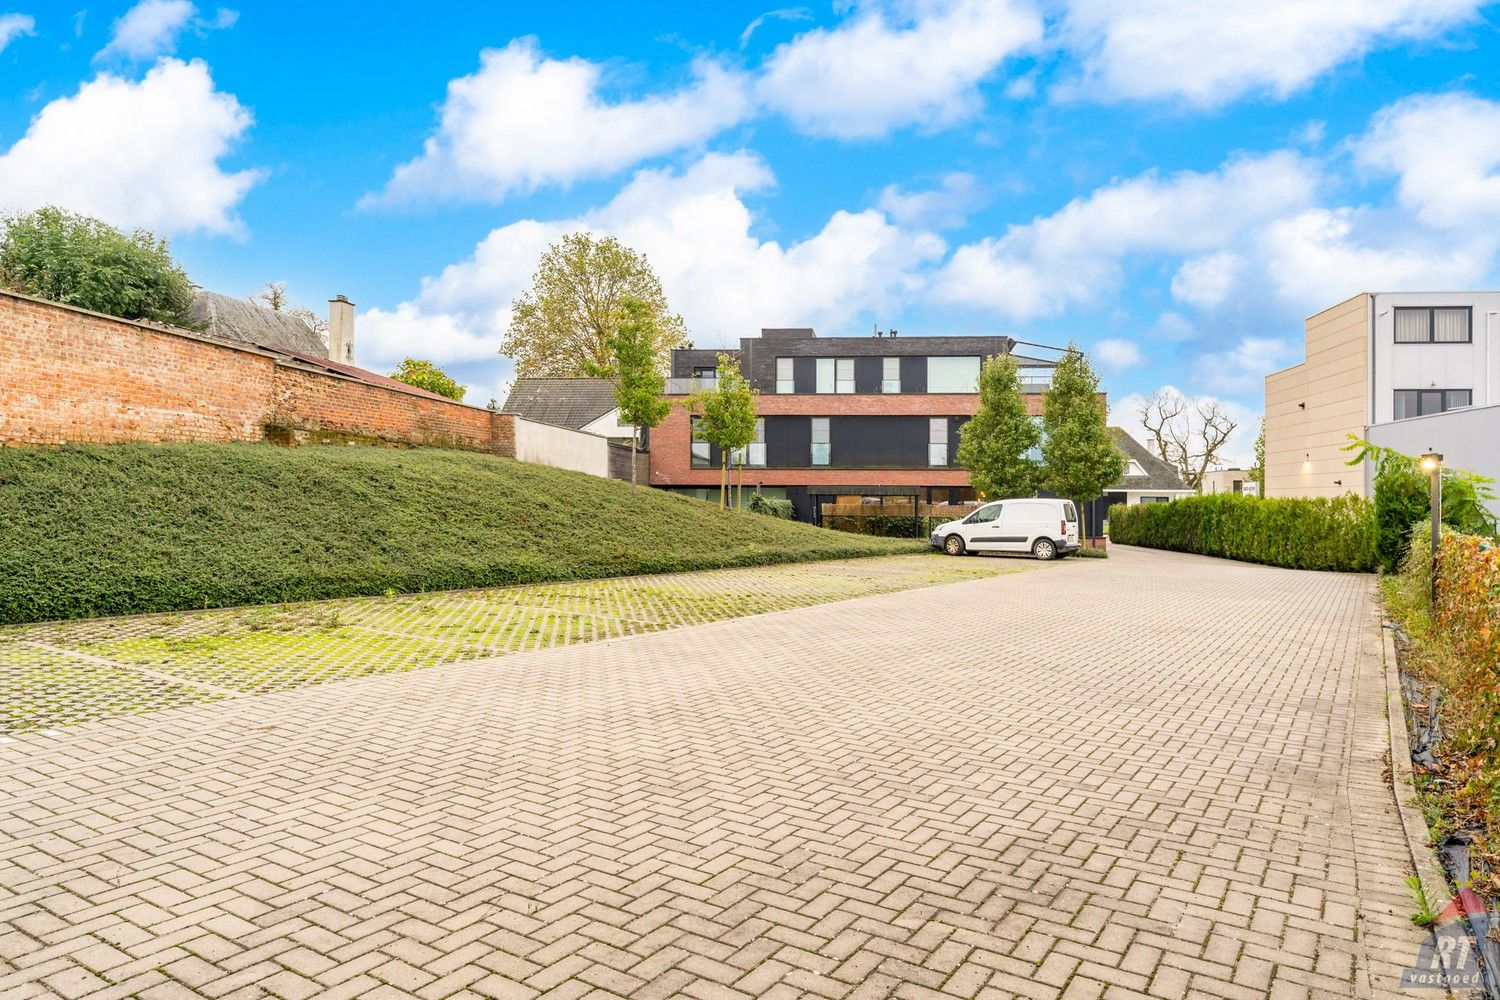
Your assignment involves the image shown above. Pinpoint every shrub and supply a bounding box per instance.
[747,493,795,520]
[1387,530,1500,893]
[1107,493,1376,572]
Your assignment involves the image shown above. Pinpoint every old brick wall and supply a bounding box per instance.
[267,365,500,452]
[0,291,516,456]
[0,291,277,446]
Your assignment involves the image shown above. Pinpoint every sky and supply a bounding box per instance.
[2,1,1499,465]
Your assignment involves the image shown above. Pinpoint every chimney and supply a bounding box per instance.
[328,294,355,364]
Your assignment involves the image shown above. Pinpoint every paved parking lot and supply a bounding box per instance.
[1,546,1427,998]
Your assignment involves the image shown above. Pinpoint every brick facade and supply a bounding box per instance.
[0,290,515,455]
[648,391,1046,489]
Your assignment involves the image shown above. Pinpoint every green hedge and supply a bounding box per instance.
[0,443,924,624]
[747,493,795,520]
[1107,493,1376,572]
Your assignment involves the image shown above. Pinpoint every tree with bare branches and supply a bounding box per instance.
[1138,388,1237,489]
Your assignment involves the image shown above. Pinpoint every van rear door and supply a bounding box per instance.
[1063,501,1079,548]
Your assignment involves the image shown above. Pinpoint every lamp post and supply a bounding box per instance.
[1420,452,1443,606]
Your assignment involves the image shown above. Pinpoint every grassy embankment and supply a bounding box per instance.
[0,443,924,624]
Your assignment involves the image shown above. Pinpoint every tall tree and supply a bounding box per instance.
[1042,346,1126,539]
[1138,388,1237,489]
[503,232,688,378]
[592,297,671,486]
[687,355,758,509]
[0,206,194,326]
[389,358,466,401]
[956,354,1041,500]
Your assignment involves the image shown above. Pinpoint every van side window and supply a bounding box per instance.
[967,504,1001,523]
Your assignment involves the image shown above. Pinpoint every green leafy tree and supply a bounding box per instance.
[687,354,758,509]
[591,297,671,485]
[389,358,466,401]
[503,232,688,378]
[0,206,195,325]
[1041,345,1126,539]
[1249,420,1266,492]
[956,354,1041,500]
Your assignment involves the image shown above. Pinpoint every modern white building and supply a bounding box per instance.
[1265,291,1500,513]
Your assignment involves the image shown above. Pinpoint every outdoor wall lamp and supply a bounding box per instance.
[1298,402,1306,409]
[1421,452,1443,606]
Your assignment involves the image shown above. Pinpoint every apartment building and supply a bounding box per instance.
[648,328,1057,523]
[1264,291,1500,507]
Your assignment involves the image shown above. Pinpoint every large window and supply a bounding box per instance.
[815,358,835,393]
[1394,388,1472,420]
[776,357,794,394]
[882,357,900,393]
[1395,307,1472,343]
[690,416,710,468]
[835,358,855,393]
[811,417,830,466]
[692,366,717,386]
[927,356,980,393]
[731,418,766,467]
[928,418,948,466]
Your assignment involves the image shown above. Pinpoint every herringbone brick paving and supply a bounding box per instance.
[0,547,1428,997]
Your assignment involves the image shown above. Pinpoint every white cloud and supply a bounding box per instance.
[1171,251,1244,307]
[0,59,259,236]
[97,0,195,60]
[0,13,35,53]
[757,0,1042,139]
[1192,337,1294,395]
[361,151,945,372]
[1260,208,1493,311]
[1356,92,1500,230]
[367,38,751,206]
[876,172,982,229]
[932,151,1318,319]
[1060,0,1484,106]
[1093,337,1142,370]
[740,7,812,48]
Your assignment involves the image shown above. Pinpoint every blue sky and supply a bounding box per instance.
[2,1,1499,463]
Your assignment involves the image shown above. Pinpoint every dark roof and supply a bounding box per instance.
[502,378,618,429]
[1108,427,1192,492]
[187,290,328,356]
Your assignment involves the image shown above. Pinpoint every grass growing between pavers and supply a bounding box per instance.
[0,553,1038,733]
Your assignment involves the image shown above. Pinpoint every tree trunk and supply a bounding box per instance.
[630,425,638,486]
[736,460,744,511]
[720,456,728,508]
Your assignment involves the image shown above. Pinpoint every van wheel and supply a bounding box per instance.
[943,534,966,556]
[1032,538,1058,561]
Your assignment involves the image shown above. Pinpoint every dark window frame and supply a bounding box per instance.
[1393,388,1473,420]
[1393,306,1473,344]
[689,416,711,468]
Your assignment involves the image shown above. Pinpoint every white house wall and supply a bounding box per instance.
[513,417,610,478]
[579,408,633,439]
[1364,403,1500,518]
[1370,292,1500,424]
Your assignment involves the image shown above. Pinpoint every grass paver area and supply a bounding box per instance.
[0,553,1032,733]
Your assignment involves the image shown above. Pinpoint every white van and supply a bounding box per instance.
[931,498,1079,560]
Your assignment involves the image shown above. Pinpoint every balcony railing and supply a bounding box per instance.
[665,377,716,394]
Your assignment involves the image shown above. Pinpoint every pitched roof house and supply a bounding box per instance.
[502,378,631,438]
[187,290,329,356]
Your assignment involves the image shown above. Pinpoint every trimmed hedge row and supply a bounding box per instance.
[747,493,795,519]
[0,443,924,624]
[1107,493,1376,572]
